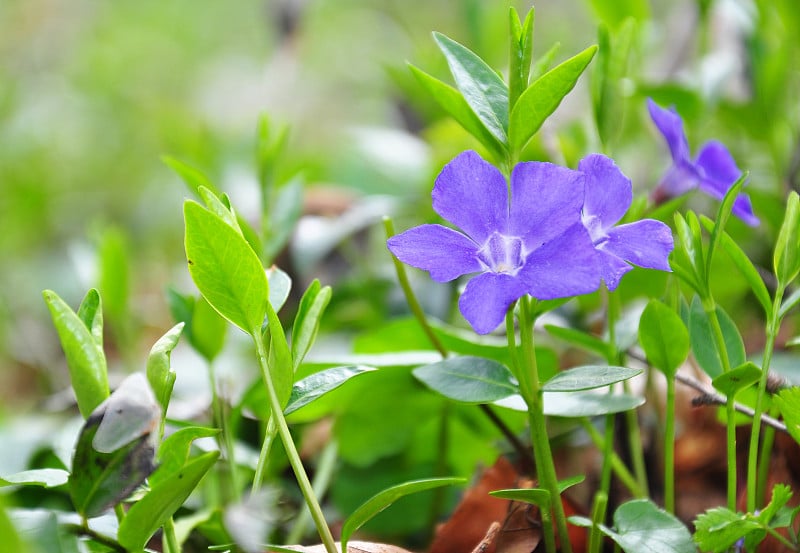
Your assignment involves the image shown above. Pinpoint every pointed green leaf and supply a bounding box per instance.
[76,288,103,347]
[509,45,597,151]
[42,289,109,418]
[774,191,800,287]
[267,265,292,313]
[600,499,695,553]
[542,391,643,417]
[340,477,465,553]
[688,297,745,379]
[408,64,507,160]
[291,280,331,371]
[638,300,689,378]
[490,475,584,508]
[264,179,304,264]
[712,362,761,397]
[543,365,642,392]
[529,42,561,83]
[163,155,221,199]
[265,301,293,410]
[413,356,518,403]
[699,216,772,317]
[147,322,184,413]
[779,287,800,319]
[508,7,534,110]
[285,365,376,415]
[184,200,268,335]
[592,19,636,149]
[198,185,242,234]
[118,451,219,552]
[433,32,509,143]
[151,426,219,487]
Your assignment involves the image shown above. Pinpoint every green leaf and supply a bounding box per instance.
[190,295,227,362]
[699,215,772,317]
[601,499,695,553]
[265,300,293,410]
[490,475,585,508]
[673,212,706,295]
[340,477,465,553]
[757,484,793,526]
[291,280,331,371]
[76,288,103,347]
[774,191,800,287]
[267,265,292,313]
[508,7,534,110]
[184,200,268,335]
[688,297,745,379]
[0,469,69,489]
[118,451,219,552]
[42,289,109,418]
[198,186,242,234]
[542,391,643,417]
[147,322,184,413]
[693,507,761,552]
[779,287,800,319]
[712,362,761,397]
[151,426,219,487]
[69,374,159,518]
[413,356,518,403]
[408,64,507,161]
[592,19,636,150]
[774,386,800,446]
[285,365,376,415]
[544,324,612,359]
[433,32,509,143]
[543,365,641,392]
[509,45,597,152]
[638,300,689,378]
[529,42,561,83]
[163,155,221,199]
[264,179,304,263]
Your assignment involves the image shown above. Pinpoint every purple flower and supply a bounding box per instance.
[387,150,601,334]
[647,98,759,226]
[579,154,675,290]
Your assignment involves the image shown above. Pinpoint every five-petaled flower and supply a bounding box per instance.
[579,154,674,290]
[388,150,674,334]
[647,98,759,226]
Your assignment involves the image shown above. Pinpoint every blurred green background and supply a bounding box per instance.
[2,0,799,412]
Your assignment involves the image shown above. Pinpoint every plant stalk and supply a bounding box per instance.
[253,330,337,553]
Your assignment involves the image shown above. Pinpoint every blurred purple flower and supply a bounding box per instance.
[579,154,675,290]
[387,150,601,334]
[647,98,759,226]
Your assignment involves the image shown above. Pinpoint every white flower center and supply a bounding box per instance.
[582,213,608,247]
[478,232,525,275]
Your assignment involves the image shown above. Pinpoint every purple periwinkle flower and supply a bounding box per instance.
[579,154,674,290]
[387,150,601,334]
[647,98,759,226]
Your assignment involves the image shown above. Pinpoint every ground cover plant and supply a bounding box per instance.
[3,1,800,552]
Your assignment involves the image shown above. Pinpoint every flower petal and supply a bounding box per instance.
[458,272,528,334]
[509,162,585,246]
[387,224,481,282]
[647,98,691,164]
[695,141,759,226]
[603,220,674,273]
[432,150,509,243]
[654,162,702,198]
[579,154,632,228]
[596,251,634,291]
[520,223,602,299]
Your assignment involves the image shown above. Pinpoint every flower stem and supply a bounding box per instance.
[579,418,643,498]
[163,517,180,553]
[704,301,737,510]
[663,375,676,514]
[252,416,278,493]
[252,329,337,553]
[518,297,572,553]
[747,289,784,512]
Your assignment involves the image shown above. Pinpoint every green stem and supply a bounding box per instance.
[747,289,784,512]
[756,406,779,507]
[704,302,737,510]
[587,491,608,553]
[65,523,125,553]
[163,517,180,553]
[208,361,240,503]
[589,414,615,553]
[253,330,337,553]
[286,440,339,544]
[518,297,572,553]
[579,418,643,498]
[664,376,676,514]
[252,416,278,493]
